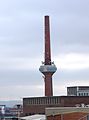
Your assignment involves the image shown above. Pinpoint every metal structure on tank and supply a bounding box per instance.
[39,16,57,96]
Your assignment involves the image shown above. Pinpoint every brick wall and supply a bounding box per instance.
[61,96,89,107]
[47,112,88,120]
[23,104,60,115]
[23,96,89,115]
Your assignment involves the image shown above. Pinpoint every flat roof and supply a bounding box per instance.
[45,107,89,116]
[23,96,89,99]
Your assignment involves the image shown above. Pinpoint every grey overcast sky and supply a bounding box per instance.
[0,0,89,100]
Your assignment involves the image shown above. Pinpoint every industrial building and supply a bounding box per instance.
[67,86,89,96]
[23,96,89,115]
[23,16,89,117]
[23,15,58,115]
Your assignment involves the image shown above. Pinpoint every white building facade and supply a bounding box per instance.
[67,86,89,96]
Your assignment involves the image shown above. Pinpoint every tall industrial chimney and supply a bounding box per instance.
[39,16,57,96]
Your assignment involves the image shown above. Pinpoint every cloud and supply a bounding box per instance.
[0,0,89,100]
[0,69,42,86]
[0,85,44,100]
[55,53,89,70]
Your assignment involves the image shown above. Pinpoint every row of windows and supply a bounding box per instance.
[24,97,60,105]
[78,93,89,96]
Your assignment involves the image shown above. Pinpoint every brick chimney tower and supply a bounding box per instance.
[39,16,57,96]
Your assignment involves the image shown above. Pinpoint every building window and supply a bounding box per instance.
[41,98,44,104]
[86,93,88,96]
[50,98,52,104]
[47,98,49,104]
[40,98,42,104]
[55,97,58,104]
[52,98,55,104]
[46,98,49,104]
[85,93,88,96]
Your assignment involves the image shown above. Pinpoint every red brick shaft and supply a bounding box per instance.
[45,16,51,65]
[44,16,53,96]
[44,73,53,96]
